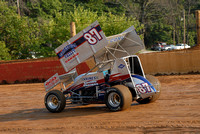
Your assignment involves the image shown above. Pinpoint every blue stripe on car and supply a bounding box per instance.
[131,75,156,92]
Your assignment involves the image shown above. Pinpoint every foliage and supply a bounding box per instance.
[0,41,11,60]
[0,0,199,60]
[99,13,143,38]
[145,23,173,46]
[111,0,199,47]
[69,5,143,36]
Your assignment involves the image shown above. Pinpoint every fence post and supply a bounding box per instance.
[196,10,200,46]
[70,22,76,37]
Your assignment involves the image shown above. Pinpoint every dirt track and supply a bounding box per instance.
[0,75,200,133]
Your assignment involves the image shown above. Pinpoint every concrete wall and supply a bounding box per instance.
[138,49,200,75]
[1,49,200,84]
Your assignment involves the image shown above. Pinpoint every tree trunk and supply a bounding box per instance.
[186,2,191,45]
[17,0,20,16]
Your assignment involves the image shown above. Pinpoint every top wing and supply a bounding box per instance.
[55,21,108,72]
[94,26,145,63]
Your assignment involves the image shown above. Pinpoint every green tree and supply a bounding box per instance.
[0,41,11,60]
[0,1,41,59]
[69,5,143,37]
[26,0,62,18]
[1,0,199,60]
[145,23,173,46]
[37,11,71,57]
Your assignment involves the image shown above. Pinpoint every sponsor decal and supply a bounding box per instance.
[64,49,76,58]
[82,76,98,81]
[84,81,98,87]
[45,76,57,86]
[57,43,77,59]
[98,90,105,96]
[118,64,125,69]
[44,73,60,91]
[107,36,124,43]
[65,52,79,63]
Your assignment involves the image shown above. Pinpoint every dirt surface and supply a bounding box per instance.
[0,75,200,133]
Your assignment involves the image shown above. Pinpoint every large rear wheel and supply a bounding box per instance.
[136,75,161,104]
[105,85,132,111]
[44,90,66,113]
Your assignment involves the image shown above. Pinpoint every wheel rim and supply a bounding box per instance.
[47,95,59,109]
[108,92,121,107]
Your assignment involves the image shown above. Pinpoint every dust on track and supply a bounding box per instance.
[0,75,200,133]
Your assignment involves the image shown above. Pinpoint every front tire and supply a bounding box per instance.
[44,90,66,113]
[137,75,161,104]
[105,85,132,111]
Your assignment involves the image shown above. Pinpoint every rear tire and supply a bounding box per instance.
[137,75,161,104]
[105,85,132,111]
[44,90,66,113]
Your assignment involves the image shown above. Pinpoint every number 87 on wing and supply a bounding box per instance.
[84,27,103,45]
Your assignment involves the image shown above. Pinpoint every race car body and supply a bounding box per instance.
[44,21,161,112]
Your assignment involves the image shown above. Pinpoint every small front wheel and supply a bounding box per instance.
[105,85,132,111]
[44,90,66,113]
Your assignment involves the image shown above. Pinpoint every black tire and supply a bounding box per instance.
[105,85,132,111]
[136,75,161,104]
[44,90,66,113]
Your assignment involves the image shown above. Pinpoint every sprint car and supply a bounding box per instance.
[44,21,161,112]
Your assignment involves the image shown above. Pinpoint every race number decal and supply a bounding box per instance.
[84,28,102,45]
[136,83,152,94]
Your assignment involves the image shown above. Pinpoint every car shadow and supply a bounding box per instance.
[0,104,109,122]
[0,102,140,122]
